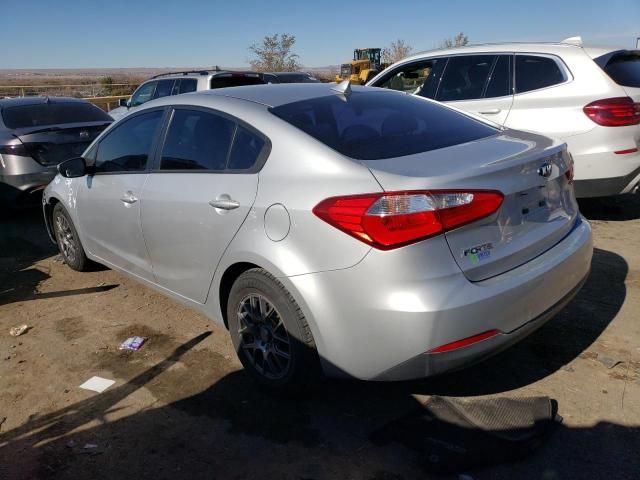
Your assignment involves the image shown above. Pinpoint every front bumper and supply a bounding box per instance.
[287,216,593,380]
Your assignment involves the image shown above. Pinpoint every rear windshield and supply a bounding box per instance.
[601,51,640,88]
[270,91,497,160]
[2,102,111,129]
[210,75,266,89]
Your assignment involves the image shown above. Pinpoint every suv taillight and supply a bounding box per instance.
[313,190,504,250]
[583,97,640,127]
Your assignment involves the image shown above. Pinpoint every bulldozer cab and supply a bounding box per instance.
[354,48,381,70]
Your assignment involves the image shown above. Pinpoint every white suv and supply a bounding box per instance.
[109,69,271,121]
[367,39,640,197]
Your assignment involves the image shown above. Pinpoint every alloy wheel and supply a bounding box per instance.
[236,293,291,379]
[55,213,78,264]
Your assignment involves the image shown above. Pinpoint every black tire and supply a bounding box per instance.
[228,268,322,394]
[52,203,91,272]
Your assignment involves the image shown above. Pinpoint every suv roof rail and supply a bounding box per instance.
[149,69,219,80]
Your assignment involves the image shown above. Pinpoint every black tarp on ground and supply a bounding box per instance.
[371,395,561,473]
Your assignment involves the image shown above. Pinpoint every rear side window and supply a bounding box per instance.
[270,91,497,160]
[172,78,198,94]
[153,79,175,99]
[1,102,111,129]
[228,126,266,169]
[437,55,496,102]
[485,55,512,98]
[210,75,266,89]
[160,109,235,170]
[95,110,163,172]
[515,55,567,93]
[602,52,640,88]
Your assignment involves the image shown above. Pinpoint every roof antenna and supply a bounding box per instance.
[561,36,583,46]
[331,79,352,97]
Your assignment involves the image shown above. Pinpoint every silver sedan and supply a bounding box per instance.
[43,83,593,392]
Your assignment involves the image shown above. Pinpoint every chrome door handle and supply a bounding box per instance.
[209,199,240,210]
[120,191,138,204]
[479,108,502,115]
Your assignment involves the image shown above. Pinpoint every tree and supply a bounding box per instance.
[382,39,413,64]
[248,33,301,72]
[440,32,470,49]
[100,76,115,96]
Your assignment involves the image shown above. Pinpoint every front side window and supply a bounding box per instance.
[94,110,163,172]
[515,55,567,94]
[271,91,497,160]
[153,79,175,99]
[160,109,235,171]
[374,60,439,94]
[131,82,157,107]
[436,55,496,102]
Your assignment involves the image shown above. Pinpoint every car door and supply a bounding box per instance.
[141,107,267,303]
[77,109,165,280]
[432,54,514,126]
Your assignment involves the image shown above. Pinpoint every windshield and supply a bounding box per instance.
[270,91,497,160]
[2,102,111,129]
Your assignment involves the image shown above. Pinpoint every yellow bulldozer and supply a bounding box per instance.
[335,48,389,85]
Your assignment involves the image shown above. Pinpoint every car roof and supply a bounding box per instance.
[0,96,89,108]
[149,70,263,80]
[400,42,622,62]
[193,83,386,108]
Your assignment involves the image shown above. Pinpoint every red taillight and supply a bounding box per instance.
[427,329,499,354]
[313,190,504,250]
[583,97,640,127]
[565,153,575,183]
[614,148,639,155]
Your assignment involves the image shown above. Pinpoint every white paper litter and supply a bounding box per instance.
[79,376,115,393]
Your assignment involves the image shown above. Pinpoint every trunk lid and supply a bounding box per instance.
[361,131,578,281]
[15,121,109,166]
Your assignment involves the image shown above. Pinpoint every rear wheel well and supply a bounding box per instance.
[219,262,260,329]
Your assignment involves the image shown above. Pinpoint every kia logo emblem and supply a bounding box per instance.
[537,163,553,178]
[79,130,89,138]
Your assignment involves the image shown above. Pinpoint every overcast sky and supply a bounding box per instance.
[2,0,639,69]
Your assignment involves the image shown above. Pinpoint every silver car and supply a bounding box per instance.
[0,97,112,205]
[43,84,593,391]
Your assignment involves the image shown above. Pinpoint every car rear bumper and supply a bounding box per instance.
[287,215,593,380]
[0,153,57,203]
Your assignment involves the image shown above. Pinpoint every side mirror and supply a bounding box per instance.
[58,157,87,178]
[119,98,130,108]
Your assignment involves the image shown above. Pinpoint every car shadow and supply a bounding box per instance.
[578,193,640,221]
[0,332,637,479]
[0,206,116,307]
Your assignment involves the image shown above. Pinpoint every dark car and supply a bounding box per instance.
[0,96,112,204]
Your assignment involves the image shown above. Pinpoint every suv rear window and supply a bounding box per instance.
[270,91,497,160]
[601,52,640,88]
[210,75,266,89]
[2,102,111,129]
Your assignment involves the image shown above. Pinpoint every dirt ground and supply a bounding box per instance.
[1,196,639,480]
